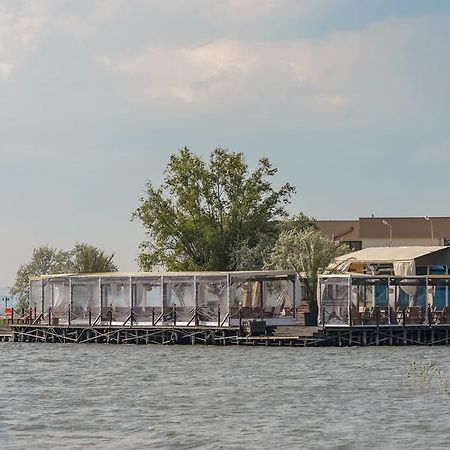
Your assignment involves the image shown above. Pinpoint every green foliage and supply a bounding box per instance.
[229,233,277,271]
[282,212,318,233]
[133,147,295,271]
[10,246,71,313]
[68,243,118,273]
[10,243,117,312]
[267,227,349,313]
[230,213,317,271]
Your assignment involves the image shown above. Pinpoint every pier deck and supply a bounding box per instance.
[8,323,450,346]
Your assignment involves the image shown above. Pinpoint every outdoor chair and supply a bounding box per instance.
[369,306,389,325]
[406,306,424,324]
[437,306,450,324]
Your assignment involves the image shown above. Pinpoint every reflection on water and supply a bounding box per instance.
[1,343,450,449]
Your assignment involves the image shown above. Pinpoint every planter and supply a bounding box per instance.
[304,312,318,326]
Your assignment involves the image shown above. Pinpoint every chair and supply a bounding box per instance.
[406,306,424,324]
[370,306,389,324]
[438,306,450,324]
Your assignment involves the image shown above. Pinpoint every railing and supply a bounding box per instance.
[321,304,450,327]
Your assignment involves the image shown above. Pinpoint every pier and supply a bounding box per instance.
[8,323,450,346]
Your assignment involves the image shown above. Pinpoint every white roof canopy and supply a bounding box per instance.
[336,246,448,264]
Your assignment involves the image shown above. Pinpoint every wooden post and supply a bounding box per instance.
[427,304,432,326]
[322,305,325,330]
[109,304,112,327]
[34,303,37,322]
[402,309,406,327]
[11,307,14,324]
[130,308,134,327]
[48,308,51,325]
[173,304,176,326]
[152,307,155,326]
[68,306,71,326]
[217,304,221,327]
[239,307,242,334]
[88,308,92,326]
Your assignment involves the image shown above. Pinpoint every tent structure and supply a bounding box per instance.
[335,246,450,276]
[29,270,301,327]
[319,246,450,327]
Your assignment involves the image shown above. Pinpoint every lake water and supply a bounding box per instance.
[1,343,450,449]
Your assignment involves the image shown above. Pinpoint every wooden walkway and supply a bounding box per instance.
[8,324,450,346]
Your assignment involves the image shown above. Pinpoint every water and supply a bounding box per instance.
[1,343,450,449]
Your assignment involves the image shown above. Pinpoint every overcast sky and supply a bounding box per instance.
[1,0,450,286]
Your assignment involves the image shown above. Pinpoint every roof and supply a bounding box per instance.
[30,270,297,282]
[336,246,449,264]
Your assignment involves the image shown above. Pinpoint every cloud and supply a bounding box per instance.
[0,5,44,80]
[97,11,450,132]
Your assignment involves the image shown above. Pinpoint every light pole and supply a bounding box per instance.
[2,296,8,314]
[425,216,434,244]
[382,220,392,246]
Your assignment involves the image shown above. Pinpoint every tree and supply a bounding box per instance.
[268,227,349,316]
[133,147,295,271]
[10,243,118,312]
[282,212,318,233]
[10,246,71,313]
[230,213,317,271]
[229,233,277,271]
[68,243,118,273]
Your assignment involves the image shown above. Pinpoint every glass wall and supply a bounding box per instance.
[196,276,228,323]
[319,274,450,327]
[133,277,162,323]
[72,278,100,323]
[319,276,350,326]
[101,278,131,323]
[30,272,298,326]
[163,277,195,323]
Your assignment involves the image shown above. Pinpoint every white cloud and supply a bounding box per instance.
[314,94,350,111]
[98,12,450,130]
[0,5,44,80]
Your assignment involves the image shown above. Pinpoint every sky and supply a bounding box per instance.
[1,0,450,286]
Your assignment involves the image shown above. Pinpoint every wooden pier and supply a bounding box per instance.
[7,323,450,346]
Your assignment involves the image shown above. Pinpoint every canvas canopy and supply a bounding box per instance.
[335,246,448,272]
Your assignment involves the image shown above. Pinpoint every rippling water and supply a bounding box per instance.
[1,343,450,449]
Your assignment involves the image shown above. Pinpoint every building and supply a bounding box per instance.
[317,216,450,250]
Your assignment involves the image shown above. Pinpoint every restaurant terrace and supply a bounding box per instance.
[29,270,300,327]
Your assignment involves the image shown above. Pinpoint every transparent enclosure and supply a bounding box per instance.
[318,275,450,326]
[196,276,228,323]
[30,271,298,326]
[133,277,162,323]
[163,277,195,323]
[72,278,100,323]
[319,277,350,326]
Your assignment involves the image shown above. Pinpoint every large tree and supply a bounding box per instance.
[11,243,117,312]
[133,147,295,271]
[268,227,349,316]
